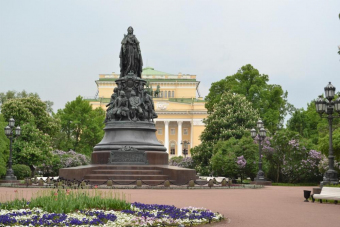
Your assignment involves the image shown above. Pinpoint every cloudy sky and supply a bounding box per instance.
[1,0,339,117]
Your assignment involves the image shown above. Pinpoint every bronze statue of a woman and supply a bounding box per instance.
[119,26,143,78]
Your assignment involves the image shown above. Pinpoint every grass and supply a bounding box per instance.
[271,183,319,186]
[323,184,340,188]
[0,189,131,213]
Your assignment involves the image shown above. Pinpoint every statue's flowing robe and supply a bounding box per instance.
[119,34,143,78]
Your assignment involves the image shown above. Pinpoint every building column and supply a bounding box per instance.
[190,120,193,149]
[164,121,169,153]
[177,121,183,156]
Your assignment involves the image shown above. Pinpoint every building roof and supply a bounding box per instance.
[142,67,173,76]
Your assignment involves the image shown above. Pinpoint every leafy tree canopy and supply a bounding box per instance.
[205,64,291,133]
[54,96,105,155]
[201,92,259,143]
[1,97,59,176]
[1,97,59,137]
[13,121,53,175]
[0,114,9,177]
[192,91,259,175]
[211,136,258,180]
[286,100,322,144]
[0,90,54,114]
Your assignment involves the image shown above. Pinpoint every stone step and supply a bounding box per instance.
[85,179,173,186]
[93,165,160,170]
[92,170,162,175]
[84,174,169,180]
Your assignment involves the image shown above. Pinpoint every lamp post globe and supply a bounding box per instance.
[324,82,336,101]
[315,96,326,114]
[15,126,21,136]
[181,140,190,158]
[259,128,266,138]
[250,128,256,138]
[4,126,11,136]
[8,117,15,127]
[257,119,264,129]
[334,97,340,113]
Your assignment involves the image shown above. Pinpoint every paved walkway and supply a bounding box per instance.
[1,186,339,227]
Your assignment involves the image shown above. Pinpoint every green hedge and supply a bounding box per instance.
[12,164,31,180]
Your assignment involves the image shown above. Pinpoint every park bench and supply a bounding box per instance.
[312,187,340,203]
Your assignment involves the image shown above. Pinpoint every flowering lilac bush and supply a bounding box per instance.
[260,130,323,183]
[53,150,90,168]
[169,156,194,169]
[236,155,247,169]
[41,150,90,176]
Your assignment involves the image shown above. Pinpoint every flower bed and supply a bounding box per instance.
[0,202,224,226]
[0,190,224,226]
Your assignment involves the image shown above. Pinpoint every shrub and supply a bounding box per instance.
[169,156,183,166]
[169,156,194,169]
[54,150,90,167]
[41,150,90,176]
[12,164,31,179]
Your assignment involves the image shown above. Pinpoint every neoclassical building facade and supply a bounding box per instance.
[86,67,207,157]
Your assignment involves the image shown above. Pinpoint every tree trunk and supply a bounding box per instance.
[276,165,280,183]
[29,165,35,178]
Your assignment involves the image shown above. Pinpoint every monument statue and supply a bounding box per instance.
[119,26,143,78]
[104,26,158,122]
[116,91,131,121]
[129,90,143,121]
[154,85,160,97]
[143,90,158,122]
[105,87,119,122]
[60,27,196,186]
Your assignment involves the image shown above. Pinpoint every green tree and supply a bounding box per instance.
[205,64,291,133]
[1,97,59,137]
[55,96,105,155]
[262,129,307,182]
[191,92,259,175]
[201,92,259,143]
[318,128,340,161]
[0,114,9,177]
[12,121,53,175]
[287,94,340,160]
[1,97,59,176]
[287,101,322,144]
[211,136,258,180]
[0,90,53,114]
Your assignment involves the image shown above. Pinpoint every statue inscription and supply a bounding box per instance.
[108,146,148,165]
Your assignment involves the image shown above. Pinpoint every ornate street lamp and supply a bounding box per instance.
[3,117,21,181]
[315,82,340,185]
[181,140,190,158]
[251,119,267,182]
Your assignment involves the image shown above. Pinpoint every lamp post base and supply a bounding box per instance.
[4,168,17,181]
[255,170,266,182]
[321,170,338,186]
[251,180,272,185]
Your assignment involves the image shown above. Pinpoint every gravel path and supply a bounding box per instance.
[1,186,339,227]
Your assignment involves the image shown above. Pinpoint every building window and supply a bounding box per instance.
[183,128,188,135]
[157,128,163,135]
[160,91,163,98]
[168,91,171,98]
[170,142,176,155]
[164,91,167,98]
[170,128,176,135]
[172,91,174,97]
